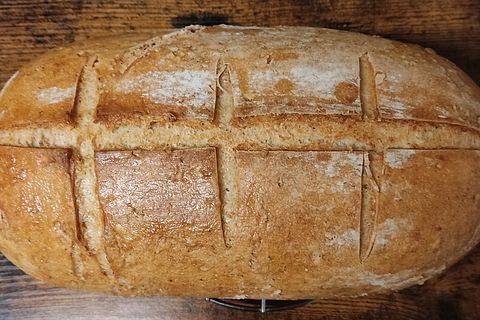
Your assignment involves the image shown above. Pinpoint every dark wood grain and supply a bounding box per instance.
[0,1,479,319]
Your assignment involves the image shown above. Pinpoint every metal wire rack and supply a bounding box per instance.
[207,298,314,313]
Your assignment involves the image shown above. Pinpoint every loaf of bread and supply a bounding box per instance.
[0,25,479,299]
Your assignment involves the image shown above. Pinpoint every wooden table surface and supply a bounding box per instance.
[0,1,479,319]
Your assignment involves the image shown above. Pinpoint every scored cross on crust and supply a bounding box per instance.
[0,28,479,288]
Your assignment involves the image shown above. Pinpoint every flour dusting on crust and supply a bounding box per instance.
[326,218,412,247]
[358,266,445,288]
[380,99,413,118]
[385,150,416,169]
[117,70,214,108]
[324,152,363,178]
[36,86,76,105]
[375,218,413,246]
[326,229,359,246]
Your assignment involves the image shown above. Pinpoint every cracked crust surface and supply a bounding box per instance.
[0,25,479,298]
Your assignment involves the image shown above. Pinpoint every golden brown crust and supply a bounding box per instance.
[0,25,479,298]
[0,32,161,129]
[0,147,111,292]
[96,148,228,296]
[0,49,86,128]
